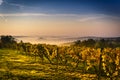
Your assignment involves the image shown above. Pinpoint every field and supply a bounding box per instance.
[0,49,97,80]
[0,48,120,80]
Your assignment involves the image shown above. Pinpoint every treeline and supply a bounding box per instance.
[0,35,17,49]
[74,38,120,48]
[0,35,120,79]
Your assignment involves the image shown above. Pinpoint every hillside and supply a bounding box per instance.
[0,49,96,80]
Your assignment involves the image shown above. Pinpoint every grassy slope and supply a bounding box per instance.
[0,49,96,80]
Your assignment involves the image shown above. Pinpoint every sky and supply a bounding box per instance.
[0,0,120,37]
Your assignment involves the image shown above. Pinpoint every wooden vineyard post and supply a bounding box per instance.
[56,47,59,73]
[98,48,103,80]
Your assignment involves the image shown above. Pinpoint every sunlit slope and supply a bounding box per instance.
[0,49,96,80]
[0,49,58,79]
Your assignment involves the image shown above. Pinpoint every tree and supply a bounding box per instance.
[74,40,81,46]
[0,35,17,49]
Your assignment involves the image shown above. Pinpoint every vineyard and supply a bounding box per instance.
[0,36,120,80]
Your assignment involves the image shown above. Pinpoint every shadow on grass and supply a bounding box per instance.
[0,70,81,80]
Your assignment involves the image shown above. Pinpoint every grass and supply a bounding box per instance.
[0,49,97,80]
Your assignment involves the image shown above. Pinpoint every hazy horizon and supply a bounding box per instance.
[8,35,119,45]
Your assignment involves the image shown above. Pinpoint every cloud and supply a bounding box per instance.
[0,13,81,17]
[0,13,119,18]
[0,13,48,22]
[78,14,120,22]
[0,13,120,23]
[3,1,24,10]
[0,15,7,22]
[78,16,103,22]
[0,0,3,5]
[8,3,24,10]
[0,13,49,17]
